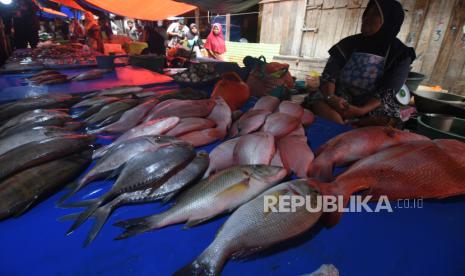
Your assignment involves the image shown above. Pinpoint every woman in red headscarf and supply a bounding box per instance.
[204,23,226,61]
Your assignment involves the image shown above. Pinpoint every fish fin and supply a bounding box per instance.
[66,198,102,235]
[214,182,250,201]
[231,246,264,260]
[183,215,215,229]
[113,214,161,240]
[83,203,114,247]
[56,181,86,207]
[173,259,216,276]
[58,212,82,222]
[59,198,97,208]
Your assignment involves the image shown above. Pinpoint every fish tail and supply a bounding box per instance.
[59,198,96,208]
[58,212,81,222]
[56,178,88,206]
[174,247,226,276]
[113,213,164,240]
[66,198,102,235]
[83,203,114,247]
[308,178,369,227]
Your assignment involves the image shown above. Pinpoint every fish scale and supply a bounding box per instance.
[60,151,209,246]
[174,179,322,276]
[65,143,195,235]
[114,165,287,239]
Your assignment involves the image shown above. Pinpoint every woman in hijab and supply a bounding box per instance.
[84,11,103,52]
[205,23,226,61]
[186,23,204,57]
[303,0,416,128]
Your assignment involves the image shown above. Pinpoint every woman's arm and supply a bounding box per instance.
[320,56,348,112]
[344,57,412,119]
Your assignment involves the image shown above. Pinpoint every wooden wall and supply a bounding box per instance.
[260,0,465,94]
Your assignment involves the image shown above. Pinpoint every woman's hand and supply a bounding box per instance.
[327,96,348,113]
[340,104,367,119]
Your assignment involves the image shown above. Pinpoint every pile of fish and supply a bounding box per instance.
[4,83,465,276]
[71,87,229,148]
[26,69,109,86]
[0,94,94,220]
[206,96,316,178]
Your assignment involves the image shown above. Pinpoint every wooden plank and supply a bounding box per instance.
[411,0,455,79]
[420,0,456,82]
[289,0,307,56]
[432,0,465,92]
[225,14,231,41]
[340,0,363,38]
[430,0,464,84]
[278,0,293,54]
[259,3,274,43]
[404,0,430,47]
[313,0,343,57]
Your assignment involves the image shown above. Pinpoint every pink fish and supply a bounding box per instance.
[233,132,275,165]
[310,126,430,181]
[278,101,304,119]
[165,118,216,137]
[203,137,240,178]
[278,136,314,178]
[253,96,280,112]
[261,112,301,138]
[207,96,232,139]
[229,109,271,137]
[144,99,215,122]
[301,108,315,126]
[178,128,223,147]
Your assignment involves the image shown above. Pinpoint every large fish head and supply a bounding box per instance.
[251,165,288,185]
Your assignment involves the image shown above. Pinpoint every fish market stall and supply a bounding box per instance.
[0,78,464,276]
[0,66,176,102]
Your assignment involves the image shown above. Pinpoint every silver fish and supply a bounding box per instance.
[114,165,287,239]
[93,117,180,159]
[57,135,181,205]
[88,98,159,134]
[174,179,322,276]
[0,126,74,156]
[0,134,94,181]
[60,151,209,246]
[0,109,70,135]
[85,86,144,98]
[85,99,138,126]
[65,143,196,235]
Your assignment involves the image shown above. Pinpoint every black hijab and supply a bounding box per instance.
[329,0,416,69]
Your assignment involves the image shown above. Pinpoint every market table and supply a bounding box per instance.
[0,66,177,102]
[0,87,464,276]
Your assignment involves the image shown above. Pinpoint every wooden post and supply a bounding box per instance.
[225,13,231,41]
[195,8,200,28]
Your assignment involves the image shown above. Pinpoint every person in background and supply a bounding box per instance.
[186,23,204,58]
[166,19,188,48]
[69,18,85,42]
[204,23,226,61]
[303,0,415,128]
[126,20,139,41]
[12,0,39,49]
[84,11,103,52]
[99,16,113,41]
[142,20,166,56]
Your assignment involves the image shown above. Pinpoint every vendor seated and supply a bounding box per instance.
[304,0,415,128]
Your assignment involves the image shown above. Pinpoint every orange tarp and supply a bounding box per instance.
[50,0,85,11]
[40,6,68,17]
[81,0,197,20]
